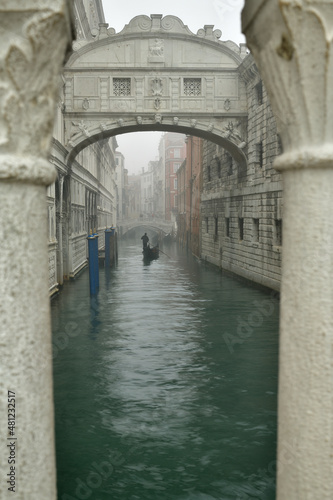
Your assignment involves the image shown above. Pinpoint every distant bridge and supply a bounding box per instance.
[118,218,174,237]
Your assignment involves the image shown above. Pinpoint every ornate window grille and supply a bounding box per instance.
[183,78,201,96]
[113,78,131,96]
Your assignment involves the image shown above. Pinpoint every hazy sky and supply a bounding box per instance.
[102,0,245,174]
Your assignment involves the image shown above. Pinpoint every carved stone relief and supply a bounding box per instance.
[224,99,231,111]
[148,39,164,62]
[151,77,163,96]
[154,98,161,110]
[71,120,91,138]
[0,7,73,184]
[82,98,90,110]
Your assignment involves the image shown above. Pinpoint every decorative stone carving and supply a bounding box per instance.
[197,26,222,40]
[154,114,162,124]
[117,118,124,127]
[114,100,129,111]
[191,119,197,128]
[154,98,161,110]
[72,120,91,137]
[220,121,245,144]
[82,98,90,110]
[148,39,164,63]
[243,0,333,156]
[224,99,231,111]
[114,15,224,44]
[0,6,73,183]
[98,23,109,40]
[161,16,176,31]
[136,116,143,125]
[137,16,152,31]
[151,77,163,96]
[173,117,179,125]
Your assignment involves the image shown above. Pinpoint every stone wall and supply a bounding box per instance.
[201,55,283,290]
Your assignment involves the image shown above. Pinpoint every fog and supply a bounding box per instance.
[102,0,245,174]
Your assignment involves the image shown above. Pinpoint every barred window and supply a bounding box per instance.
[183,78,201,96]
[255,81,263,105]
[253,218,259,242]
[239,217,244,241]
[274,219,282,246]
[113,78,131,96]
[256,141,263,167]
[225,217,230,237]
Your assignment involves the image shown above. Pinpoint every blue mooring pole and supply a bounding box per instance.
[93,231,99,290]
[87,233,99,294]
[105,228,112,268]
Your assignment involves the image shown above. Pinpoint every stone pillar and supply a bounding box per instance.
[0,3,73,499]
[242,2,333,499]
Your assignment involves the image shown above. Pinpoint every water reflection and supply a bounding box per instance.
[52,241,279,500]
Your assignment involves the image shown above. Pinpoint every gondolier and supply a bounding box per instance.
[141,232,149,249]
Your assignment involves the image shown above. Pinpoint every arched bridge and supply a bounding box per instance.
[118,218,174,238]
[63,14,249,166]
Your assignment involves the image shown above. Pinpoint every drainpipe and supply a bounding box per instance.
[58,175,64,285]
[190,137,193,249]
[243,1,333,498]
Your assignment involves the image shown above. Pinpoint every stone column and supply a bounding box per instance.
[0,3,73,499]
[242,2,333,498]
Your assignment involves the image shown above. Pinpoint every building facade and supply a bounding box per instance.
[141,162,155,217]
[152,138,166,219]
[200,55,283,290]
[164,133,186,223]
[47,0,118,293]
[115,151,128,221]
[127,174,141,220]
[177,136,203,257]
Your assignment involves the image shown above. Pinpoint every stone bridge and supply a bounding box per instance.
[63,14,249,167]
[118,217,173,237]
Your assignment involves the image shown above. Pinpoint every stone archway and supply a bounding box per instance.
[63,14,249,166]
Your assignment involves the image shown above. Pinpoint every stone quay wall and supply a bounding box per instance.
[201,56,283,290]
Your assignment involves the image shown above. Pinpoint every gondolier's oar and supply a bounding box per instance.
[159,248,172,259]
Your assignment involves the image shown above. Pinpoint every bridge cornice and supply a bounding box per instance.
[67,14,246,67]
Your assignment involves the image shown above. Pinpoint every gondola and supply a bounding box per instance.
[142,244,159,261]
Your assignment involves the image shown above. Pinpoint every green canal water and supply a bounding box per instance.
[51,242,279,500]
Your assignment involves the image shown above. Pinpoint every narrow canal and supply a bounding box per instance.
[51,241,279,500]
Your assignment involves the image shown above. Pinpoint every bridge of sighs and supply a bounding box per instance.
[63,14,249,167]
